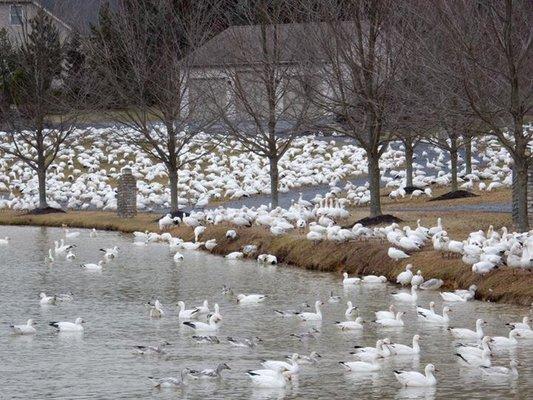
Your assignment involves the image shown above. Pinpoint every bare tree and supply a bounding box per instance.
[300,0,411,217]
[88,0,222,213]
[0,10,85,210]
[419,0,533,230]
[203,0,319,208]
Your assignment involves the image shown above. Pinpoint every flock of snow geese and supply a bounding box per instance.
[7,222,532,392]
[0,126,516,212]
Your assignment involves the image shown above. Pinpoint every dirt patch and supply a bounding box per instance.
[429,190,478,201]
[24,207,66,215]
[354,214,403,226]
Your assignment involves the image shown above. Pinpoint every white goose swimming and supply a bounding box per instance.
[10,319,37,335]
[440,285,477,302]
[178,301,200,319]
[351,339,391,361]
[345,301,357,317]
[342,272,361,285]
[183,314,221,332]
[362,275,387,283]
[296,300,323,321]
[148,369,188,388]
[490,330,521,348]
[387,334,421,355]
[49,317,84,332]
[455,336,492,358]
[246,369,291,388]
[449,318,485,340]
[236,294,267,304]
[506,316,530,331]
[376,311,405,327]
[196,300,210,314]
[149,300,165,318]
[261,353,300,375]
[335,317,364,331]
[416,301,436,317]
[480,360,519,378]
[339,360,381,372]
[39,292,56,305]
[81,261,104,271]
[394,364,437,387]
[456,348,491,367]
[375,305,396,320]
[418,306,451,325]
[392,285,418,302]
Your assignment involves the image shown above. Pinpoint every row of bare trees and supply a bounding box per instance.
[0,0,531,230]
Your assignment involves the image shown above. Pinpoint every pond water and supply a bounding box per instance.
[0,226,531,399]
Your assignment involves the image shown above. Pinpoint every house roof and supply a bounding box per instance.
[186,22,339,69]
[0,0,117,33]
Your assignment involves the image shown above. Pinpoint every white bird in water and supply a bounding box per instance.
[335,317,364,331]
[449,318,486,340]
[177,301,200,319]
[246,369,292,388]
[49,317,84,332]
[39,292,56,305]
[296,300,323,321]
[375,305,396,320]
[10,319,37,335]
[236,294,267,304]
[339,360,381,372]
[342,272,361,285]
[81,261,104,271]
[183,315,221,332]
[394,364,438,387]
[149,369,189,388]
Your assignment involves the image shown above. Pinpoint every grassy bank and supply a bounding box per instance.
[0,207,531,306]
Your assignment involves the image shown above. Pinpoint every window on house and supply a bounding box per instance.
[10,5,24,26]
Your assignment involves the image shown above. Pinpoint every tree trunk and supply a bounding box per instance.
[37,165,48,209]
[404,142,414,188]
[168,166,179,213]
[368,150,382,217]
[464,138,472,175]
[268,156,279,208]
[513,158,529,232]
[449,147,458,191]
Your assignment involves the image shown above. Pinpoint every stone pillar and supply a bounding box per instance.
[116,167,137,218]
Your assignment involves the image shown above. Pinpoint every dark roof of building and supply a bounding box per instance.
[186,22,341,68]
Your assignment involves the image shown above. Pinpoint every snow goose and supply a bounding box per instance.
[376,311,405,327]
[419,278,444,290]
[292,351,321,365]
[133,341,171,355]
[0,236,10,245]
[335,317,364,331]
[339,360,381,372]
[342,272,361,285]
[49,317,84,332]
[193,226,205,242]
[490,330,521,348]
[261,353,300,375]
[418,306,451,325]
[351,339,391,361]
[149,369,188,388]
[236,294,267,304]
[66,251,76,260]
[183,314,221,332]
[455,348,491,367]
[440,285,477,302]
[39,292,56,305]
[296,300,323,321]
[375,305,396,320]
[148,300,165,318]
[45,249,54,263]
[455,336,492,358]
[506,316,531,331]
[410,270,424,286]
[257,254,277,265]
[10,319,37,335]
[345,301,357,317]
[90,228,97,238]
[480,360,519,378]
[204,239,217,251]
[388,334,420,355]
[416,301,435,317]
[394,364,437,387]
[64,229,80,239]
[100,246,119,259]
[227,336,262,348]
[362,275,387,284]
[429,218,443,235]
[178,301,200,319]
[225,229,237,239]
[396,264,413,286]
[246,369,292,388]
[187,363,231,379]
[173,252,184,262]
[81,261,104,271]
[392,285,418,302]
[449,318,485,339]
[225,251,244,259]
[388,247,410,261]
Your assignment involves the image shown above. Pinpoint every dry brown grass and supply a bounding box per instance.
[0,208,530,306]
